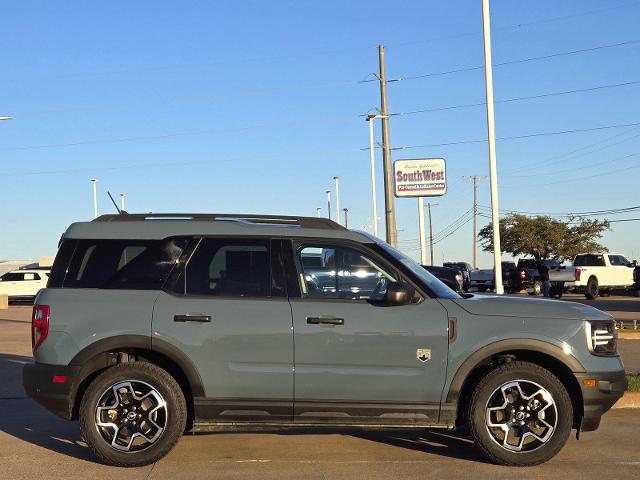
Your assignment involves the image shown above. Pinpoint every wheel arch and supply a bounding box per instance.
[446,340,585,429]
[68,335,204,425]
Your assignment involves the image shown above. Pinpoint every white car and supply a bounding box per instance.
[568,253,635,299]
[0,269,49,302]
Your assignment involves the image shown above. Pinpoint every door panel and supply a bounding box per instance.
[291,298,449,405]
[153,293,294,401]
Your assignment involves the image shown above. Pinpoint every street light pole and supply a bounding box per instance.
[326,190,332,220]
[120,193,126,211]
[91,179,98,219]
[333,176,340,224]
[366,114,386,238]
[316,207,322,218]
[481,0,504,294]
[343,208,349,228]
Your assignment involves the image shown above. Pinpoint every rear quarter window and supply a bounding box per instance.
[49,238,188,289]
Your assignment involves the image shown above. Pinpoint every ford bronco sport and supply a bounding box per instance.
[23,213,626,467]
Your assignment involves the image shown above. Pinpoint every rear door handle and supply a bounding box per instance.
[306,316,344,325]
[174,314,211,323]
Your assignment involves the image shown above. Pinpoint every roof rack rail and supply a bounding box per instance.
[92,213,346,230]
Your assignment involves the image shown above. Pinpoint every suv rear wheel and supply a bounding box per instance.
[79,362,186,467]
[467,361,572,466]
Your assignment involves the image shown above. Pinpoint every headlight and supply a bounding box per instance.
[586,320,618,356]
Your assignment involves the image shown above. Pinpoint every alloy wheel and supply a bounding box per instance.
[484,379,557,452]
[94,380,167,452]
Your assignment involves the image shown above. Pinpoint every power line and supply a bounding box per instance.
[360,39,640,83]
[391,121,640,150]
[392,80,640,117]
[477,203,640,218]
[500,126,640,175]
[386,1,640,48]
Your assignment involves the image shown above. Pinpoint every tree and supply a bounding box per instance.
[478,214,610,261]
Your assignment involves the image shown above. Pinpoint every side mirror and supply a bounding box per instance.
[385,282,415,306]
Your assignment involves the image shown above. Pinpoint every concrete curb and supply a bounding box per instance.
[618,331,640,340]
[613,391,640,408]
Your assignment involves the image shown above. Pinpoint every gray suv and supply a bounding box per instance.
[23,213,626,467]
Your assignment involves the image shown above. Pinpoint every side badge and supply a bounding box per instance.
[417,348,431,363]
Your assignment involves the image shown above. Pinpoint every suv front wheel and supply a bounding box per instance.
[467,361,573,466]
[79,362,187,467]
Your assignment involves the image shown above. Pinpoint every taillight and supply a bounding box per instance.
[575,268,581,281]
[519,270,526,279]
[32,304,50,352]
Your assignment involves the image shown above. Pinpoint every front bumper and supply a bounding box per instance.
[23,362,81,420]
[575,369,627,432]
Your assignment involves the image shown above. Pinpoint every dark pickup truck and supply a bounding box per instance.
[506,258,574,297]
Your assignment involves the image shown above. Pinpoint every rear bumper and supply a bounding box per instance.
[22,362,80,420]
[575,369,627,432]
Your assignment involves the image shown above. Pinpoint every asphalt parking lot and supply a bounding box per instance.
[1,299,639,479]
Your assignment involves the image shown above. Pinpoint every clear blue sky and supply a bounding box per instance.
[1,0,639,266]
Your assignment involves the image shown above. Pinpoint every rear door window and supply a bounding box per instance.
[182,238,273,297]
[574,254,606,267]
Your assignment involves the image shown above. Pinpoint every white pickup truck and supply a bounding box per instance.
[567,253,635,299]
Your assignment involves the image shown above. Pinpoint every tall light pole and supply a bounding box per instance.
[366,114,386,238]
[325,190,332,220]
[119,193,126,211]
[333,176,340,224]
[91,179,98,219]
[343,208,349,228]
[316,207,322,218]
[482,0,504,294]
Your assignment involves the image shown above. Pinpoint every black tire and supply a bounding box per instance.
[585,277,599,300]
[79,362,187,467]
[528,280,542,296]
[467,361,573,466]
[478,286,487,292]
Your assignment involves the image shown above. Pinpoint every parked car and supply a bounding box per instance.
[443,262,472,291]
[0,268,49,302]
[567,253,635,299]
[505,258,576,298]
[23,213,625,467]
[469,261,516,292]
[422,265,464,292]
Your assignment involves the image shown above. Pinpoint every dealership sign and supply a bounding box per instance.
[393,158,447,197]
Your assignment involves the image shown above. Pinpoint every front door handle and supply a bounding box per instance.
[306,316,344,325]
[174,314,211,323]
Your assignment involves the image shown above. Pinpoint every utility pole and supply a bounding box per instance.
[91,178,98,219]
[119,193,126,211]
[418,198,427,265]
[482,0,504,294]
[333,176,340,224]
[378,45,398,247]
[326,190,332,220]
[343,208,349,228]
[462,175,487,269]
[427,202,438,266]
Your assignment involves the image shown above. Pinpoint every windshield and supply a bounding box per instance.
[377,242,461,299]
